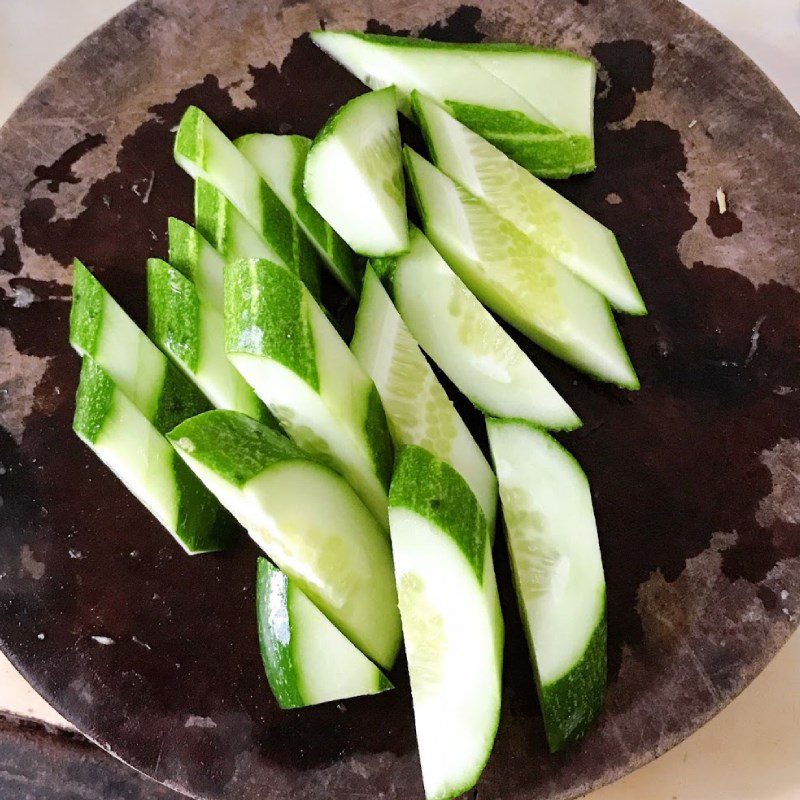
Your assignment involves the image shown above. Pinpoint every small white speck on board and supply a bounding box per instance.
[185,715,217,729]
[91,635,115,646]
[781,589,790,601]
[37,633,45,641]
[688,118,697,128]
[716,187,728,214]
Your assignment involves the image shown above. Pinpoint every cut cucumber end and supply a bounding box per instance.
[256,558,393,708]
[305,87,409,257]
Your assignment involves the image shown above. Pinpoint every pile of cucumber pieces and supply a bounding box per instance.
[69,31,645,800]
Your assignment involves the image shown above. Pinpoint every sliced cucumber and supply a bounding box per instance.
[486,419,606,752]
[193,178,284,270]
[73,358,228,554]
[167,216,227,312]
[404,149,638,389]
[370,227,579,429]
[235,133,362,296]
[174,106,321,296]
[352,265,497,530]
[256,558,392,708]
[310,32,593,178]
[146,258,269,422]
[389,446,502,800]
[169,411,401,667]
[69,259,211,433]
[304,87,409,257]
[224,258,393,528]
[412,92,644,315]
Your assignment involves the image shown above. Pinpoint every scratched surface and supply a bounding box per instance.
[0,0,799,798]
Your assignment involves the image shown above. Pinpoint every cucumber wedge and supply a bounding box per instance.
[370,227,579,429]
[193,178,285,271]
[412,92,644,315]
[169,411,401,667]
[146,258,269,422]
[224,258,393,528]
[174,106,321,297]
[403,149,638,389]
[486,419,606,752]
[168,216,228,311]
[235,133,362,296]
[310,32,594,178]
[256,558,392,708]
[389,446,502,800]
[352,265,497,530]
[304,87,409,257]
[73,358,229,554]
[69,259,211,433]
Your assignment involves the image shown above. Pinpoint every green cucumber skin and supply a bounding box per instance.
[70,259,212,434]
[147,258,202,373]
[235,133,363,297]
[224,259,320,391]
[256,558,305,709]
[175,106,321,298]
[538,603,606,752]
[389,445,486,582]
[167,217,201,281]
[168,410,299,488]
[194,178,235,257]
[74,359,231,553]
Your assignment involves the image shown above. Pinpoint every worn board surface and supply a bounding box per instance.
[1,0,799,798]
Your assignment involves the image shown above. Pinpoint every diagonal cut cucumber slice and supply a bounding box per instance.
[256,558,392,708]
[146,258,269,422]
[352,265,497,530]
[174,106,321,297]
[309,31,594,178]
[412,92,645,315]
[69,259,211,433]
[224,258,393,528]
[304,87,409,257]
[370,227,579,429]
[389,446,503,800]
[73,358,229,554]
[236,133,362,296]
[168,216,228,312]
[486,419,606,752]
[169,411,401,668]
[404,148,639,388]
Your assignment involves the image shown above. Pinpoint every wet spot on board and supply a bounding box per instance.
[707,198,743,237]
[25,133,106,193]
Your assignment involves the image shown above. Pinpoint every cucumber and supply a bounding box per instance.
[304,87,409,257]
[389,446,502,800]
[370,227,579,429]
[412,92,644,315]
[403,148,639,389]
[256,558,392,708]
[486,419,606,752]
[310,32,594,179]
[69,259,211,434]
[73,358,229,554]
[235,133,362,296]
[193,179,285,270]
[168,216,228,312]
[169,411,401,668]
[352,265,497,530]
[224,258,393,528]
[146,258,269,422]
[174,106,321,297]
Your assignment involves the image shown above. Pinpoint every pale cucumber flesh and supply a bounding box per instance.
[304,87,409,257]
[404,149,638,388]
[351,265,497,529]
[376,227,579,428]
[487,419,606,751]
[412,92,644,314]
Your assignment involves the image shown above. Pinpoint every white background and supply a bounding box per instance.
[0,1,799,798]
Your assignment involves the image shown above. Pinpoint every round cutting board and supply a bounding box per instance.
[1,1,799,798]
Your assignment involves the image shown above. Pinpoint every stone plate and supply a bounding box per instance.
[1,0,799,798]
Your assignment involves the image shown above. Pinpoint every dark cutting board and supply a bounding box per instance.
[1,1,799,798]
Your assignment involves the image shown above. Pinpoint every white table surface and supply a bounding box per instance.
[0,0,799,796]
